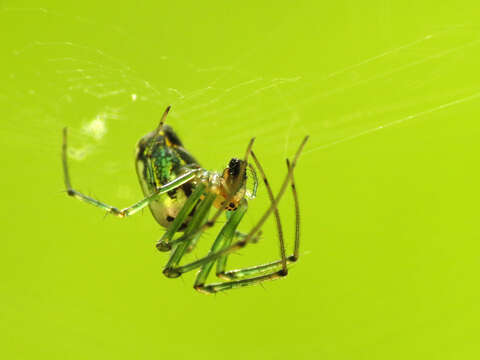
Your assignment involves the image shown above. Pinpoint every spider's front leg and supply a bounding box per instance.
[62,128,199,218]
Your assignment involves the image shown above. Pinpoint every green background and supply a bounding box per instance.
[2,1,480,359]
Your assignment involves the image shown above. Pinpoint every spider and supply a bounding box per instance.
[62,106,308,293]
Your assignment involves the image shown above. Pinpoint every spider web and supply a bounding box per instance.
[3,7,480,158]
[2,6,480,265]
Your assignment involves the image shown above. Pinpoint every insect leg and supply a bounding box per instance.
[62,127,199,218]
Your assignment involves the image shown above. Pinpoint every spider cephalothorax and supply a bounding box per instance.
[216,158,248,211]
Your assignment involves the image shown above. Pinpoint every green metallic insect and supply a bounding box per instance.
[62,106,308,293]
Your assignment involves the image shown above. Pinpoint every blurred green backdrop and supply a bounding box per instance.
[2,1,480,359]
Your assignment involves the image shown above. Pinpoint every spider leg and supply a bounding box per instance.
[194,200,249,285]
[250,150,288,272]
[158,137,257,262]
[214,228,262,277]
[184,227,260,254]
[62,127,199,218]
[169,136,308,276]
[157,137,257,268]
[216,151,286,280]
[289,158,301,260]
[155,183,206,251]
[163,199,262,280]
[197,271,287,294]
[195,158,302,293]
[162,191,218,278]
[168,223,260,257]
